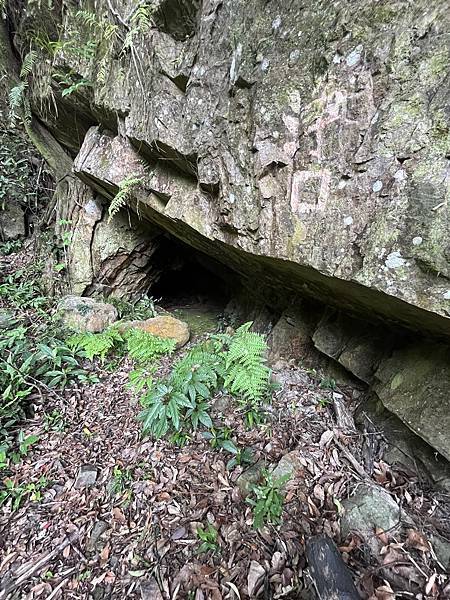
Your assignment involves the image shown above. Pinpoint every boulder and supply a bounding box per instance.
[341,484,402,552]
[374,342,450,462]
[119,315,190,348]
[0,201,25,241]
[57,295,118,333]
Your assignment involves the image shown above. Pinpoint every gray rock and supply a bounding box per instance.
[374,343,450,462]
[0,310,17,330]
[341,484,402,552]
[87,520,109,552]
[0,201,25,241]
[431,534,450,571]
[57,295,118,333]
[271,451,304,482]
[75,464,98,489]
[236,461,265,497]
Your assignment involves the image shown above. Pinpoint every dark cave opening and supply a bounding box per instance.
[150,235,233,311]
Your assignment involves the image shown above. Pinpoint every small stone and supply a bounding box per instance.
[372,180,383,192]
[57,296,118,333]
[118,315,190,349]
[87,520,109,552]
[0,201,25,241]
[236,461,265,496]
[0,310,17,330]
[75,464,98,489]
[412,236,423,246]
[271,451,304,483]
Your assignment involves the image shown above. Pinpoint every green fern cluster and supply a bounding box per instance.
[224,322,270,405]
[67,328,124,361]
[108,176,144,221]
[9,50,37,125]
[67,325,175,365]
[137,341,219,438]
[137,323,271,438]
[126,329,176,363]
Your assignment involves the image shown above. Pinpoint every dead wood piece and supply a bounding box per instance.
[306,534,360,600]
[0,531,79,598]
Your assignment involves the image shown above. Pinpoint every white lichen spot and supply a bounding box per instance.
[346,45,363,67]
[370,112,379,125]
[288,90,301,113]
[372,180,383,192]
[228,193,235,205]
[385,251,406,269]
[412,236,423,246]
[272,16,282,30]
[260,58,270,72]
[332,53,342,64]
[338,179,347,189]
[343,216,353,226]
[444,290,450,300]
[394,169,407,182]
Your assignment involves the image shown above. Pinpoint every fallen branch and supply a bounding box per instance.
[0,530,79,598]
[306,534,360,600]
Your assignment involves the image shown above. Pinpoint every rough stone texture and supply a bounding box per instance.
[119,315,190,348]
[271,451,305,482]
[57,295,118,333]
[356,396,450,492]
[0,201,25,241]
[341,484,402,551]
[0,310,16,330]
[268,305,318,363]
[312,311,395,384]
[373,343,450,462]
[74,464,98,489]
[8,0,450,338]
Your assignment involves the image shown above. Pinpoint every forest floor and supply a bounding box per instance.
[0,248,450,600]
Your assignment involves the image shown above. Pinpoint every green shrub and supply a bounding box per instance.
[137,322,271,439]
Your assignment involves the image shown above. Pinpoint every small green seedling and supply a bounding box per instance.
[196,524,220,554]
[247,470,290,529]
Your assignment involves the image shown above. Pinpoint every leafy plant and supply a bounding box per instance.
[44,409,65,432]
[0,475,48,511]
[0,239,22,255]
[67,327,124,361]
[126,329,176,364]
[196,524,220,554]
[319,377,336,390]
[111,465,133,500]
[224,322,270,406]
[246,470,290,529]
[224,444,253,470]
[201,426,232,449]
[108,176,144,222]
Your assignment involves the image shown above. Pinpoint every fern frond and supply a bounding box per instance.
[75,10,98,29]
[108,176,143,221]
[67,327,123,361]
[125,329,175,364]
[224,322,270,404]
[20,50,38,78]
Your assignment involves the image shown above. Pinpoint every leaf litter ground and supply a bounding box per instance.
[1,255,450,599]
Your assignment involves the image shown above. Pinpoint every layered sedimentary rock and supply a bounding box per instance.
[3,1,450,457]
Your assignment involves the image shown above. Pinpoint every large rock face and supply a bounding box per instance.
[3,2,450,458]
[6,0,450,335]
